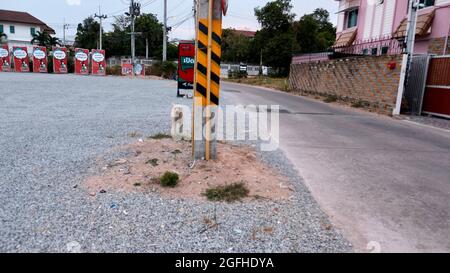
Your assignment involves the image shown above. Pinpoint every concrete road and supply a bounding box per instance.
[222,82,450,253]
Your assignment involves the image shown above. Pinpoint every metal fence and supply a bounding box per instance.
[403,55,431,115]
[334,36,403,56]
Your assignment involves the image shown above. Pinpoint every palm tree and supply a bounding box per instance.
[48,36,61,47]
[31,31,50,46]
[31,31,61,48]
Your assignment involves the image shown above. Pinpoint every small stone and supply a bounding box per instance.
[66,241,81,253]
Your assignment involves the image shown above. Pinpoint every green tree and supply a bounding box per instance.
[31,31,60,48]
[103,16,130,57]
[135,13,164,58]
[293,8,336,53]
[254,0,296,76]
[221,29,252,63]
[75,17,101,49]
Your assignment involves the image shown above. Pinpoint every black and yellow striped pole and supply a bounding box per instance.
[193,0,225,160]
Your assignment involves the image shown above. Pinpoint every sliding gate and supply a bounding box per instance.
[422,56,450,118]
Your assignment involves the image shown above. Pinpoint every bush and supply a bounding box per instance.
[145,61,177,79]
[203,182,249,203]
[107,65,122,76]
[324,94,338,103]
[159,171,179,188]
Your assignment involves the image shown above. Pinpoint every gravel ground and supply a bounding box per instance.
[0,73,351,253]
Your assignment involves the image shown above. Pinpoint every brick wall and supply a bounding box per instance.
[428,37,450,55]
[289,55,403,113]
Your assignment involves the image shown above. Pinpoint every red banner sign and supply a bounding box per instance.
[53,47,68,74]
[91,49,106,76]
[0,45,11,72]
[12,46,30,73]
[74,48,89,75]
[32,46,47,73]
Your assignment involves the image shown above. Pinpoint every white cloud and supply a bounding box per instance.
[66,0,81,6]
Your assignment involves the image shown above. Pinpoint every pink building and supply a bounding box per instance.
[334,0,450,55]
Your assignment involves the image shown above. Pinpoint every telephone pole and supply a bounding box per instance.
[127,0,141,67]
[94,6,107,50]
[393,0,419,116]
[62,18,69,46]
[163,0,168,62]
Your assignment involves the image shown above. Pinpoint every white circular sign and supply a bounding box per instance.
[33,49,46,60]
[13,49,27,59]
[92,52,104,63]
[75,51,88,62]
[53,50,67,60]
[0,48,8,58]
[134,64,143,75]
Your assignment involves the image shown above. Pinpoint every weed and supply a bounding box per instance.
[159,171,179,188]
[203,182,249,203]
[149,133,171,140]
[351,100,365,108]
[324,94,338,103]
[146,158,159,167]
[128,131,142,138]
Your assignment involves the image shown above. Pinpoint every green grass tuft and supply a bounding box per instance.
[159,171,179,188]
[146,158,159,167]
[148,133,171,140]
[203,182,249,203]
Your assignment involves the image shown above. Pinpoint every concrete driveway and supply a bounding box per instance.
[222,82,450,252]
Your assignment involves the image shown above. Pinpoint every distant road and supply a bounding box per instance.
[222,82,450,253]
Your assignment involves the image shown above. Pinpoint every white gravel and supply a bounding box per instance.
[0,73,352,253]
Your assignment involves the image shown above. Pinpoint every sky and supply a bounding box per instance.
[0,0,339,42]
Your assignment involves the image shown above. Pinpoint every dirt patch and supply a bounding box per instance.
[83,138,293,201]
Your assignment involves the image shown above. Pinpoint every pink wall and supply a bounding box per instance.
[336,0,450,54]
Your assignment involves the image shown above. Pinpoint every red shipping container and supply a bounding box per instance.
[32,46,47,73]
[0,45,11,72]
[12,46,30,73]
[74,48,89,75]
[91,49,106,76]
[53,47,68,74]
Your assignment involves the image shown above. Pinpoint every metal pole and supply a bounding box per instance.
[163,0,167,62]
[146,38,149,59]
[444,24,450,55]
[131,0,136,66]
[192,0,198,157]
[393,0,418,116]
[205,0,214,160]
[63,18,67,46]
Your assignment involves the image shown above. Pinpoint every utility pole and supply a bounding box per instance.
[63,18,68,46]
[126,0,140,69]
[95,6,107,50]
[393,0,420,116]
[163,0,168,62]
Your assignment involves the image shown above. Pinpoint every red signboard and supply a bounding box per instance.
[74,48,89,75]
[91,49,106,76]
[177,41,195,97]
[12,46,30,73]
[121,63,145,77]
[222,0,228,15]
[0,45,11,72]
[53,47,68,74]
[121,63,133,76]
[32,46,47,73]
